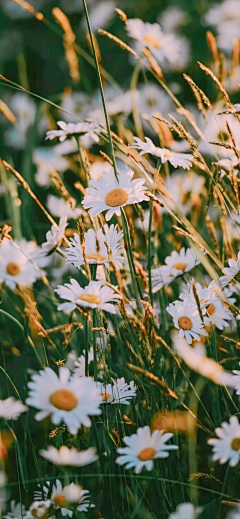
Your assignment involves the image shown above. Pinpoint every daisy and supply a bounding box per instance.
[96,378,137,405]
[4,500,26,519]
[126,19,185,69]
[166,299,208,344]
[0,397,27,420]
[26,366,102,434]
[159,6,190,33]
[55,279,122,314]
[232,363,240,395]
[167,503,202,519]
[5,93,36,149]
[28,501,51,519]
[33,147,69,187]
[67,347,104,379]
[199,109,240,159]
[208,415,240,467]
[82,166,149,221]
[47,195,82,220]
[116,425,178,474]
[46,121,100,143]
[131,137,193,170]
[30,216,68,259]
[163,171,206,216]
[36,480,93,516]
[64,224,124,269]
[151,248,199,293]
[172,333,235,387]
[220,252,240,289]
[204,0,240,51]
[0,238,47,290]
[39,445,98,466]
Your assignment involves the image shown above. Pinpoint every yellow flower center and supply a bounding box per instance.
[50,389,78,411]
[178,316,193,330]
[6,262,21,276]
[138,447,156,461]
[217,131,229,142]
[163,150,173,159]
[31,506,48,519]
[101,392,112,402]
[143,34,160,49]
[231,437,240,451]
[172,262,188,272]
[86,253,107,262]
[105,188,129,207]
[207,303,215,316]
[53,494,67,507]
[78,293,101,305]
[147,97,156,107]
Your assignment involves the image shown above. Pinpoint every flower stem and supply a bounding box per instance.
[81,0,119,181]
[92,309,97,381]
[85,316,89,377]
[121,208,143,302]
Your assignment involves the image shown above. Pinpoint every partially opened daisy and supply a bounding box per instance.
[55,279,122,314]
[36,480,93,516]
[168,503,202,519]
[28,501,51,519]
[131,137,193,170]
[96,378,137,405]
[39,445,98,466]
[151,248,199,293]
[167,299,208,344]
[220,252,240,289]
[46,121,101,143]
[26,366,102,434]
[208,415,240,467]
[0,397,27,420]
[64,224,124,269]
[116,425,178,473]
[82,166,149,221]
[30,215,68,259]
[0,238,47,290]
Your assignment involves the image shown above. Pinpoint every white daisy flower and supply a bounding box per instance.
[199,109,240,159]
[162,171,206,216]
[126,18,187,69]
[36,479,93,516]
[33,147,70,187]
[167,299,208,344]
[167,503,202,519]
[64,224,124,269]
[30,216,68,260]
[116,425,178,474]
[46,121,100,143]
[172,333,235,387]
[5,93,36,150]
[131,137,193,170]
[151,248,199,293]
[66,347,104,379]
[208,415,240,467]
[203,0,240,51]
[89,160,112,181]
[220,252,240,288]
[28,501,51,519]
[4,500,26,519]
[0,397,27,420]
[0,238,47,290]
[46,195,82,219]
[96,378,137,405]
[159,6,190,33]
[55,279,122,314]
[232,363,240,395]
[26,366,102,434]
[39,445,98,466]
[82,166,149,221]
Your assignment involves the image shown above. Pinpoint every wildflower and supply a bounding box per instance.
[172,333,235,387]
[82,166,149,221]
[4,500,26,519]
[0,238,48,289]
[30,216,68,259]
[137,83,174,126]
[96,378,137,405]
[208,415,240,467]
[46,120,100,143]
[116,425,178,473]
[220,252,240,289]
[163,171,206,216]
[203,0,240,51]
[29,501,51,519]
[167,503,202,519]
[5,93,36,149]
[159,6,190,33]
[0,398,27,420]
[26,366,102,434]
[47,195,82,219]
[65,224,124,269]
[151,248,199,293]
[131,137,193,169]
[167,299,208,344]
[232,363,240,395]
[55,279,122,314]
[39,445,98,466]
[199,110,240,159]
[33,147,70,187]
[35,480,94,516]
[126,18,186,69]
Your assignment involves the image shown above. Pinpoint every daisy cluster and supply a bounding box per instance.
[2,0,240,517]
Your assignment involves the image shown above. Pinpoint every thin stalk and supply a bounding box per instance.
[85,316,89,377]
[81,0,118,181]
[121,208,143,302]
[148,199,154,306]
[75,136,89,183]
[93,310,97,381]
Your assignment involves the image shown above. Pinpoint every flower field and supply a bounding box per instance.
[1,0,240,517]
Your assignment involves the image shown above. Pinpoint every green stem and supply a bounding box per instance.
[85,316,89,377]
[75,136,89,183]
[93,310,97,381]
[81,0,118,181]
[121,208,143,302]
